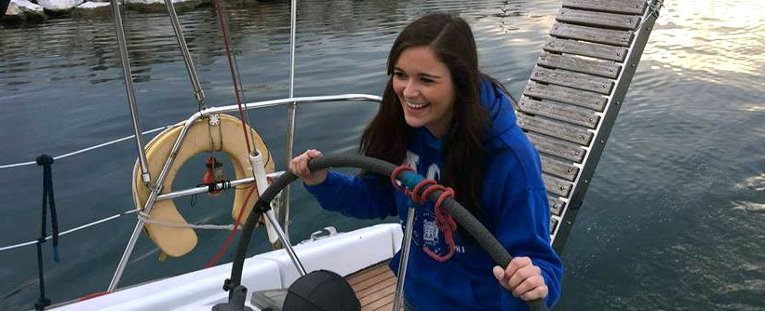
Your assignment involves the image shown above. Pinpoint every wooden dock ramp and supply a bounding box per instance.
[517,0,662,251]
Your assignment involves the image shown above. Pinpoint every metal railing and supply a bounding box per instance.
[100,0,384,292]
[107,94,382,291]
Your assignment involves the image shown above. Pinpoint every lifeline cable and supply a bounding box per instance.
[0,126,169,170]
[224,153,549,311]
[0,174,285,253]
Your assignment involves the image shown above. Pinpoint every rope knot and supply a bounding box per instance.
[35,154,54,166]
[390,167,459,263]
[422,185,458,263]
[411,179,437,203]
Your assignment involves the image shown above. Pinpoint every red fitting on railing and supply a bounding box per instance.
[390,165,414,194]
[411,179,437,204]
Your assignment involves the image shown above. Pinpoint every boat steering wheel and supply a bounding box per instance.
[219,153,549,311]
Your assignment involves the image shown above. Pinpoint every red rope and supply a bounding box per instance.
[205,184,258,268]
[78,291,109,301]
[206,0,262,268]
[390,166,458,262]
[212,0,252,154]
[411,179,436,204]
[420,184,457,262]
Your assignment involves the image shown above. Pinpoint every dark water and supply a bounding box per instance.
[1,0,763,310]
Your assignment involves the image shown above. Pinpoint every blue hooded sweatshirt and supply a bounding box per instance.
[306,79,563,310]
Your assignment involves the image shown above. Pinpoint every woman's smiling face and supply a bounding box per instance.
[392,46,456,138]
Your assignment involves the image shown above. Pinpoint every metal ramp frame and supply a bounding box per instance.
[516,0,663,252]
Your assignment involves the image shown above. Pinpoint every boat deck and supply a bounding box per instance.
[347,261,401,310]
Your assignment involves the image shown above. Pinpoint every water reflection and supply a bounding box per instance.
[645,0,765,82]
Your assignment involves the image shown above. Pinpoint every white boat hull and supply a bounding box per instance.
[52,223,403,311]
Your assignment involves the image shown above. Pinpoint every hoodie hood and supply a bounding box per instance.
[479,78,517,147]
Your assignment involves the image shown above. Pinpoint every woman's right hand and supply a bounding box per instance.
[288,149,328,186]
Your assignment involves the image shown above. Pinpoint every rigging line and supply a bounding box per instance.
[137,211,237,230]
[0,126,170,170]
[0,214,122,252]
[212,0,253,155]
[205,184,258,267]
[232,52,256,148]
[0,280,36,303]
[0,204,236,253]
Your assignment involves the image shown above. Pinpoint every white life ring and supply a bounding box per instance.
[132,114,274,257]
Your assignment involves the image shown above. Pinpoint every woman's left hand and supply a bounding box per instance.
[493,256,548,301]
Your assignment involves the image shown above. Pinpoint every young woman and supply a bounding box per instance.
[290,13,563,310]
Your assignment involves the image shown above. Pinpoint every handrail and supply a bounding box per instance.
[156,171,285,201]
[210,93,382,114]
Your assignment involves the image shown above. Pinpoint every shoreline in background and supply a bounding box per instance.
[1,0,222,25]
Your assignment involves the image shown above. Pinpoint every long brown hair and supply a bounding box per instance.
[360,13,489,216]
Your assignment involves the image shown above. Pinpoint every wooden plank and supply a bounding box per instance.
[348,262,390,286]
[348,264,388,286]
[544,38,628,62]
[356,277,396,302]
[551,22,634,47]
[526,132,586,163]
[353,269,395,293]
[558,8,641,30]
[524,81,607,111]
[359,283,396,306]
[540,154,580,181]
[538,51,621,79]
[543,174,573,197]
[517,113,592,146]
[347,261,399,310]
[518,96,600,129]
[530,66,613,95]
[548,195,566,216]
[367,292,397,310]
[563,0,647,15]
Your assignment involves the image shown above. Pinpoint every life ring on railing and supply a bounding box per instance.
[132,114,274,257]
